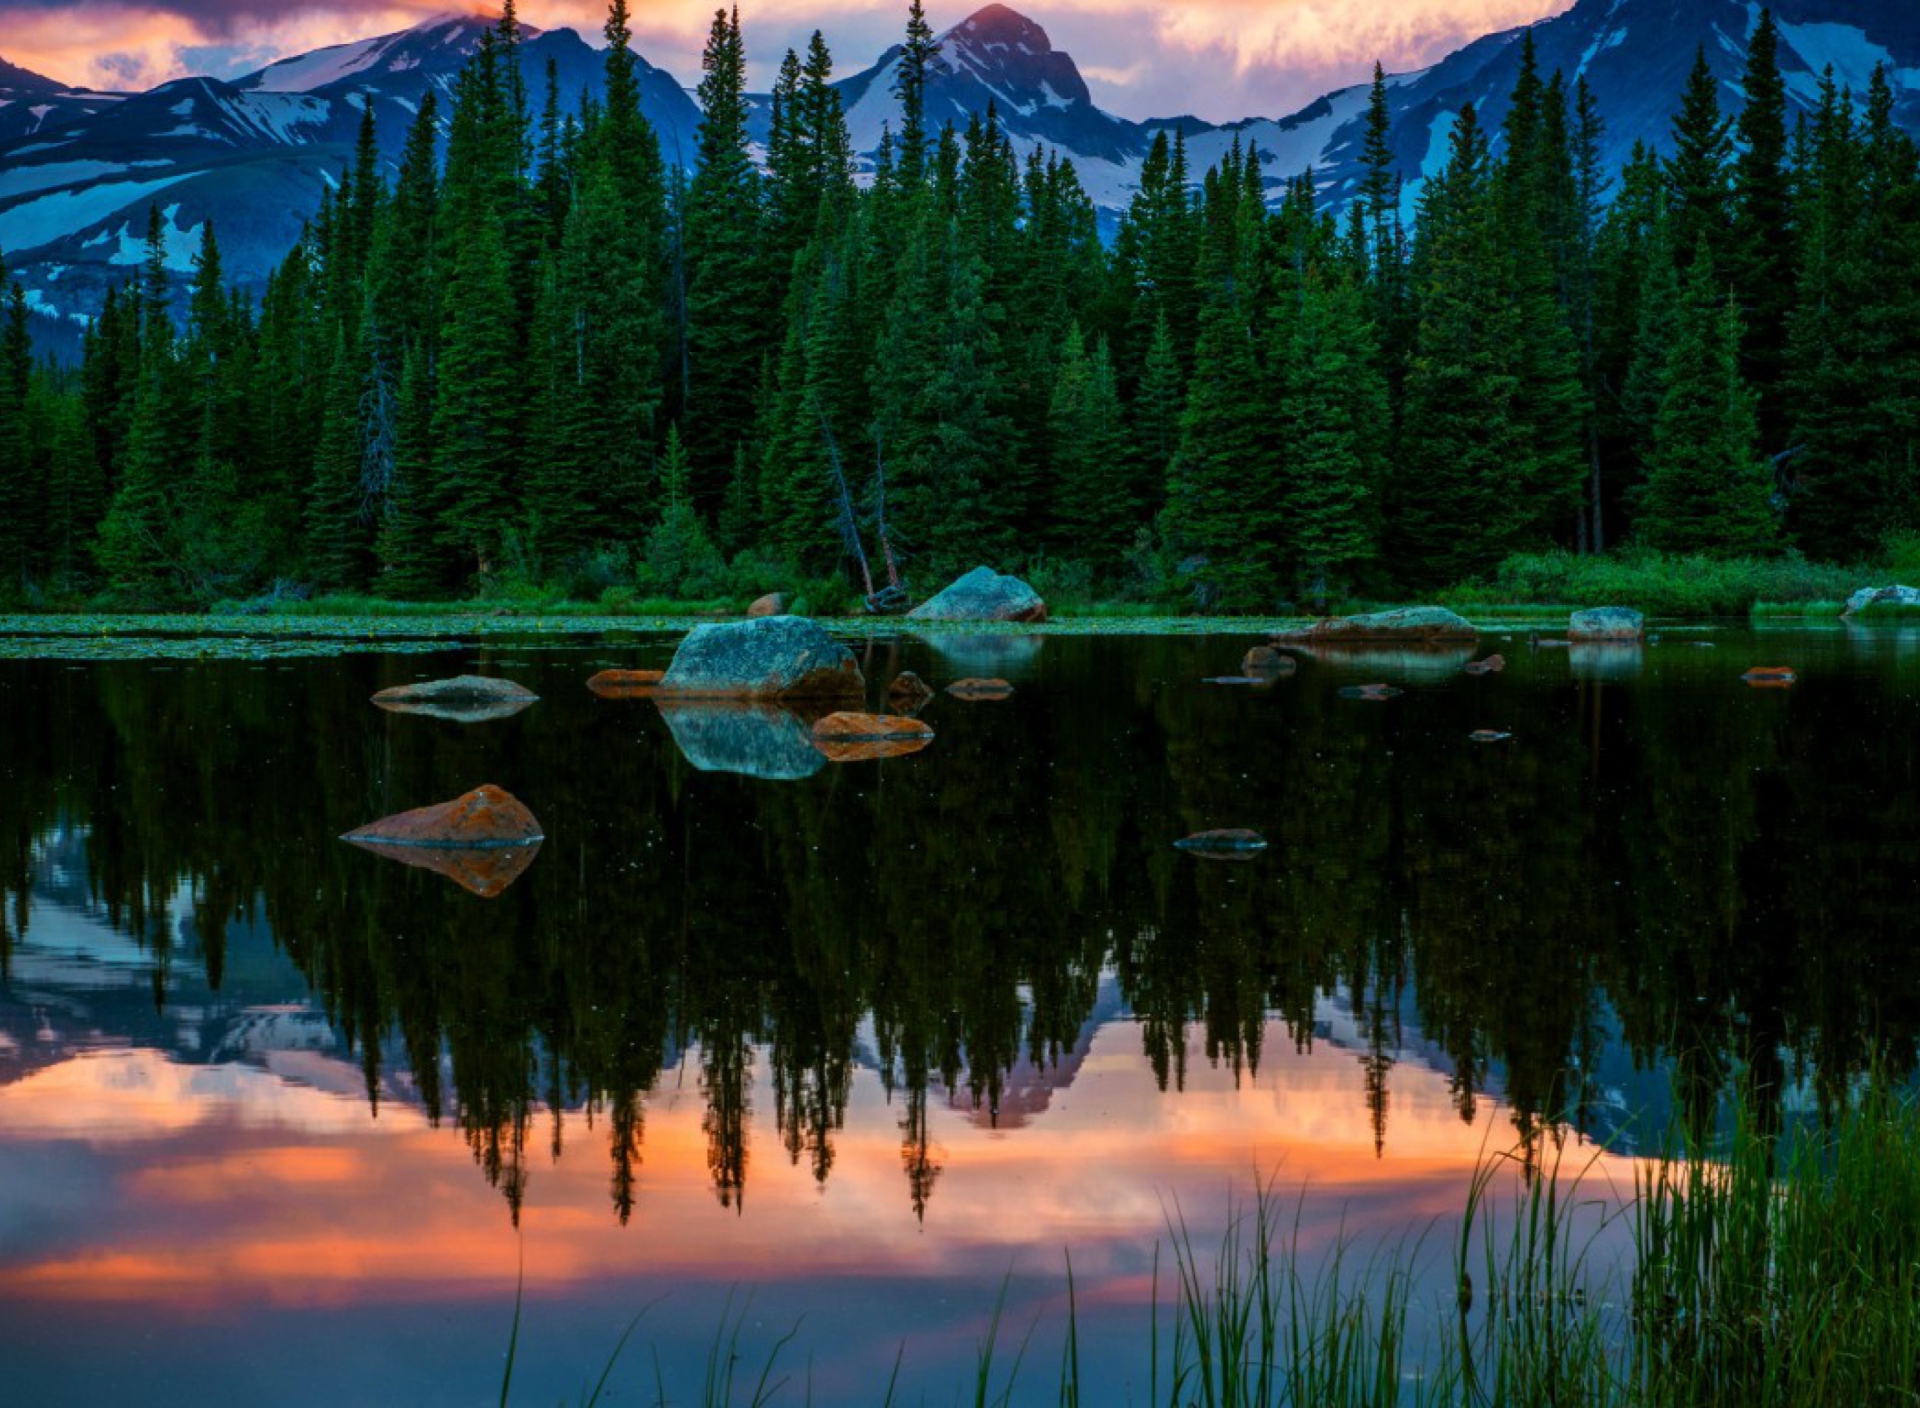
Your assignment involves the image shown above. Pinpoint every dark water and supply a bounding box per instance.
[1,624,1916,1405]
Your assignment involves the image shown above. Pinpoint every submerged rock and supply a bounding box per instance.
[1175,829,1268,858]
[342,785,545,897]
[1469,730,1513,743]
[587,668,665,699]
[1337,683,1403,701]
[1462,654,1506,676]
[1568,607,1645,640]
[907,566,1048,623]
[658,617,863,699]
[747,592,790,618]
[811,712,935,762]
[947,678,1014,700]
[1272,606,1476,642]
[1742,666,1797,687]
[657,701,826,780]
[371,674,537,723]
[1242,646,1296,677]
[886,671,936,710]
[1842,584,1920,616]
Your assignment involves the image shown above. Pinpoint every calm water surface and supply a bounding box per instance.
[1,624,1917,1405]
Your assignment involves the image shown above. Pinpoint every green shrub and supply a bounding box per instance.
[1440,548,1861,616]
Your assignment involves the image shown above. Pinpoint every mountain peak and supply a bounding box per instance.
[0,54,64,94]
[947,5,1054,55]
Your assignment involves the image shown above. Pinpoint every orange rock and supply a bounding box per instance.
[812,711,933,741]
[588,668,665,699]
[1462,654,1506,675]
[341,786,545,897]
[1742,666,1796,686]
[342,785,544,849]
[946,678,1014,700]
[747,592,789,618]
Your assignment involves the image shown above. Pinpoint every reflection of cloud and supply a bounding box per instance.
[0,1017,1640,1318]
[3,0,1569,122]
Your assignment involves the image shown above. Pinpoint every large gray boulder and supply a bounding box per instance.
[907,567,1048,623]
[1271,606,1477,642]
[1843,584,1920,617]
[1568,607,1645,641]
[658,617,863,698]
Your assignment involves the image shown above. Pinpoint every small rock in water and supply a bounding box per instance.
[587,668,665,699]
[341,785,545,898]
[1337,683,1403,701]
[1175,829,1268,858]
[1685,641,1717,649]
[1469,730,1513,743]
[1203,676,1263,685]
[1271,606,1476,642]
[1242,646,1296,677]
[1568,607,1645,641]
[371,674,537,723]
[886,671,936,710]
[1461,654,1506,675]
[1742,666,1797,687]
[947,677,1014,700]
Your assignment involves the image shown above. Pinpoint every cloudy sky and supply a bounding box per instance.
[0,0,1572,121]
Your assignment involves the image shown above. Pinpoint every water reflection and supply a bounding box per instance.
[0,630,1918,1397]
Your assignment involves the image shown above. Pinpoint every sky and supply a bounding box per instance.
[0,0,1573,122]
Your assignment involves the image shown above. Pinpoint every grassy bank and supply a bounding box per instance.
[1438,550,1870,618]
[548,1085,1920,1407]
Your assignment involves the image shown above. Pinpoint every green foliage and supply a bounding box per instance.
[13,1,1920,615]
[1440,547,1859,615]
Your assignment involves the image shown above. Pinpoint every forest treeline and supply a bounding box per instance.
[0,1,1916,610]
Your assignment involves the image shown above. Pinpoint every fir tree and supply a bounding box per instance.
[1637,244,1778,556]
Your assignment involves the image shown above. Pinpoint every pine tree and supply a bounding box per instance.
[1637,243,1778,556]
[1276,271,1383,598]
[1049,323,1132,569]
[1162,296,1277,608]
[684,6,766,509]
[1731,9,1794,452]
[0,253,34,594]
[1667,48,1733,271]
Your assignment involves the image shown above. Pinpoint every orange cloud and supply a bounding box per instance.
[0,0,1572,121]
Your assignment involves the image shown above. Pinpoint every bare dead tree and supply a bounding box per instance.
[818,408,876,600]
[358,341,397,518]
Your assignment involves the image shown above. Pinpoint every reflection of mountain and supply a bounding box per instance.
[2,635,1914,1221]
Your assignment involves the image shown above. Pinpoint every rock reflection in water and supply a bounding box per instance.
[1568,641,1645,680]
[657,700,827,780]
[918,632,1044,680]
[343,837,542,897]
[1287,641,1478,680]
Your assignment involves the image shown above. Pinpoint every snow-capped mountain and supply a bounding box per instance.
[0,13,701,357]
[4,0,1920,356]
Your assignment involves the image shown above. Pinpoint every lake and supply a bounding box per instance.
[1,621,1915,1405]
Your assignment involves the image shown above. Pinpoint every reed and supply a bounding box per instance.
[519,1082,1919,1406]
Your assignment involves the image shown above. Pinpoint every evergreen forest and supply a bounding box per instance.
[0,0,1916,612]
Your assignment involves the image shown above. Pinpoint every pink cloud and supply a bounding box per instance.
[0,0,1571,121]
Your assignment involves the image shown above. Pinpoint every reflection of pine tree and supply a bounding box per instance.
[703,1037,752,1211]
[900,1085,942,1224]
